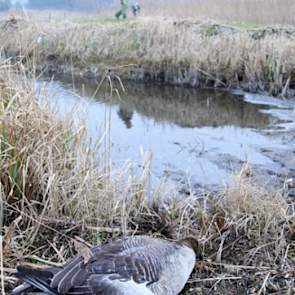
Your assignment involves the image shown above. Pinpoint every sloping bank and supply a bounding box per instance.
[1,17,295,98]
[0,63,294,294]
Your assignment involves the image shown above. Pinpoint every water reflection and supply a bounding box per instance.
[41,76,289,188]
[117,106,134,129]
[60,77,273,130]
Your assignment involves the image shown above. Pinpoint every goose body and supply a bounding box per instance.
[11,236,199,295]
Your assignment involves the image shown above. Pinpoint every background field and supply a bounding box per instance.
[142,0,295,25]
[3,1,295,25]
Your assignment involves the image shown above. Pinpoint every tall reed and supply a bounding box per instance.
[1,16,295,97]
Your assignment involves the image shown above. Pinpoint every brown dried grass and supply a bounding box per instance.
[142,0,295,25]
[1,15,295,97]
[0,62,294,294]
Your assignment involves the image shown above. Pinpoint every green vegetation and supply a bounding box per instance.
[231,22,260,30]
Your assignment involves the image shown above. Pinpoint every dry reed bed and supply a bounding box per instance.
[142,0,295,25]
[0,64,294,294]
[1,16,295,97]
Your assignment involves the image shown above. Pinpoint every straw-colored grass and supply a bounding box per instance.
[142,0,295,25]
[0,62,294,294]
[12,1,295,26]
[1,14,295,97]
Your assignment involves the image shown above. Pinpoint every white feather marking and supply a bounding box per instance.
[105,276,154,295]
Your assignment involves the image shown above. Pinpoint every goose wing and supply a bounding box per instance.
[50,236,176,294]
[12,236,181,295]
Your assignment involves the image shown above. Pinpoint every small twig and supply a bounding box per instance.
[281,244,290,270]
[208,236,242,259]
[86,225,132,233]
[189,276,243,283]
[245,242,276,265]
[108,63,138,71]
[25,255,62,267]
[195,67,227,87]
[257,272,270,295]
[0,183,5,295]
[216,236,225,263]
[113,74,126,93]
[210,261,272,271]
[47,240,66,264]
[0,236,5,295]
[280,76,291,99]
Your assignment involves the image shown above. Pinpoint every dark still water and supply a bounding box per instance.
[37,77,295,189]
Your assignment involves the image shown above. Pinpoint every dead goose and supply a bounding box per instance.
[11,235,201,295]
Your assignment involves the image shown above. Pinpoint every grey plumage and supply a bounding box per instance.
[11,235,199,295]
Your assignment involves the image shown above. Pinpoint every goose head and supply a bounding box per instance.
[179,237,203,259]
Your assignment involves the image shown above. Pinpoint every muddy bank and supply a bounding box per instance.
[1,16,295,97]
[37,59,295,98]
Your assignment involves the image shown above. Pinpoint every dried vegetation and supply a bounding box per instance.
[1,14,295,97]
[0,63,294,294]
[143,0,295,25]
